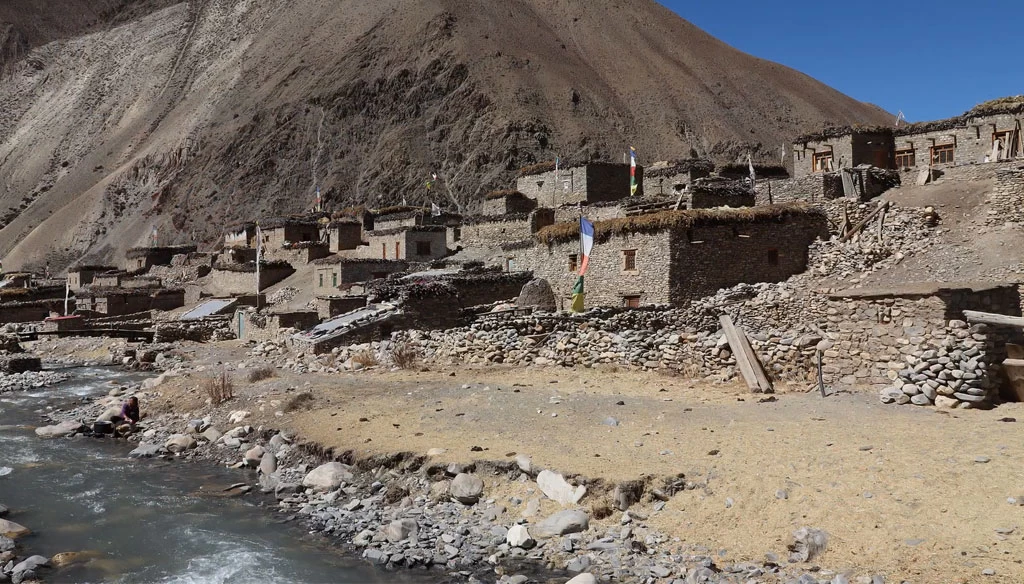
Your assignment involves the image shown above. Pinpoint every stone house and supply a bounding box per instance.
[458,209,556,249]
[311,258,409,295]
[641,159,714,198]
[792,128,893,177]
[208,260,295,296]
[92,271,126,288]
[516,161,644,207]
[125,245,197,272]
[324,219,363,252]
[363,226,449,261]
[260,216,323,249]
[508,204,829,309]
[67,265,117,291]
[76,287,185,316]
[224,222,256,248]
[689,177,755,209]
[481,190,537,215]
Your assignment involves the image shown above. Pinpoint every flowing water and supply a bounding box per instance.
[0,367,428,583]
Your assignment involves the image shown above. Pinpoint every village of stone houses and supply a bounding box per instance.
[3,95,1024,584]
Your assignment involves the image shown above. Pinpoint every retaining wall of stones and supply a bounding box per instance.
[986,166,1024,225]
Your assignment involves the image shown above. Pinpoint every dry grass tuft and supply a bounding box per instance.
[284,391,315,413]
[388,341,420,369]
[200,370,234,405]
[589,500,614,520]
[246,366,276,383]
[534,203,822,245]
[351,349,379,368]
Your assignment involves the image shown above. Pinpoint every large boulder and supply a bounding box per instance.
[506,524,534,548]
[531,510,589,539]
[259,451,277,475]
[95,407,123,423]
[537,470,586,506]
[449,473,484,505]
[164,434,197,453]
[12,555,49,575]
[566,574,597,584]
[34,420,85,438]
[302,462,353,492]
[0,518,30,539]
[128,442,162,458]
[516,279,556,312]
[201,427,223,443]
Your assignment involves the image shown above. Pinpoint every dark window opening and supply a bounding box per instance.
[395,242,401,258]
[381,242,386,259]
[568,254,578,273]
[416,241,432,256]
[623,295,641,309]
[622,249,637,271]
[318,273,324,287]
[767,248,779,266]
[332,273,338,287]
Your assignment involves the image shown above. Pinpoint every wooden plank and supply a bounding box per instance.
[1007,344,1024,360]
[963,310,1024,328]
[718,315,773,393]
[915,167,931,186]
[1001,358,1024,402]
[839,201,889,243]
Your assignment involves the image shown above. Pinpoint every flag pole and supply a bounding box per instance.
[255,222,262,311]
[64,277,69,316]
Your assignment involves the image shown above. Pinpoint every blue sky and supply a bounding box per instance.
[658,1,1022,122]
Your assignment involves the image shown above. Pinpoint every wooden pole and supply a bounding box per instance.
[719,315,773,393]
[817,350,827,398]
[963,310,1024,328]
[840,201,890,243]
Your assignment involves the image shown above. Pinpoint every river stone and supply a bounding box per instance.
[506,524,535,548]
[95,407,123,423]
[128,442,162,458]
[531,510,590,539]
[0,504,7,517]
[935,395,959,409]
[515,454,533,474]
[201,427,223,443]
[267,433,289,452]
[0,535,13,552]
[259,452,277,475]
[385,518,418,543]
[35,420,85,438]
[244,445,265,465]
[164,434,197,453]
[566,573,597,584]
[50,551,104,568]
[910,394,932,406]
[302,462,353,492]
[450,473,484,504]
[537,470,586,506]
[0,519,30,539]
[12,555,48,574]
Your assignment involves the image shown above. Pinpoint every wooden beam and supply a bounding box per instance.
[840,201,890,243]
[719,315,773,393]
[963,310,1024,328]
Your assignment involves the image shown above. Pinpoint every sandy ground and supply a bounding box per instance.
[96,339,1024,584]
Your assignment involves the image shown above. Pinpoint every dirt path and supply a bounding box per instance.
[134,341,1024,584]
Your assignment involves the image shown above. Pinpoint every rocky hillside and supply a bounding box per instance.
[0,0,890,270]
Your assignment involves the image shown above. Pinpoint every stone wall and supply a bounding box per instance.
[553,204,623,224]
[264,224,321,249]
[517,163,643,206]
[313,260,408,295]
[757,174,843,205]
[328,222,363,252]
[209,264,294,295]
[362,228,448,261]
[315,295,368,319]
[895,113,1023,168]
[986,166,1024,225]
[460,210,555,249]
[481,193,537,216]
[793,135,854,177]
[153,317,233,343]
[263,244,331,264]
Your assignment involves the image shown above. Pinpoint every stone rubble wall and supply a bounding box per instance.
[986,166,1024,225]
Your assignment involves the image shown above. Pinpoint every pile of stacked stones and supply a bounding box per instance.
[880,321,1002,408]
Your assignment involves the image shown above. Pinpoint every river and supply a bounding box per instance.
[0,366,429,583]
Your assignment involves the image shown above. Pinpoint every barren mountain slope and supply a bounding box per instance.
[0,0,890,270]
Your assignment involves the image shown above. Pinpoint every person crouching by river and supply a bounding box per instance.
[112,396,144,436]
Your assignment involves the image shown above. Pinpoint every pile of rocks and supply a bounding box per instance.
[880,321,999,408]
[0,509,49,584]
[0,370,69,395]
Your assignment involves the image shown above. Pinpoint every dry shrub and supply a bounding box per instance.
[201,370,234,405]
[589,500,613,520]
[388,341,420,369]
[246,366,276,383]
[284,391,315,412]
[351,349,379,368]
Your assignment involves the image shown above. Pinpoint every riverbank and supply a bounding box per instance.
[24,337,1024,583]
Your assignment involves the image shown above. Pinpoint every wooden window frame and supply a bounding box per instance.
[381,242,386,259]
[894,148,916,168]
[622,249,637,272]
[332,272,338,287]
[812,151,833,172]
[930,143,955,165]
[568,254,578,273]
[318,273,324,288]
[394,241,401,258]
[622,295,641,309]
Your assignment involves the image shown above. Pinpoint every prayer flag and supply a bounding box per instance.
[578,216,594,276]
[629,147,638,196]
[431,202,442,217]
[570,275,585,313]
[748,154,756,186]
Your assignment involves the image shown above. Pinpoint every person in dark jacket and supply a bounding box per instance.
[113,396,142,436]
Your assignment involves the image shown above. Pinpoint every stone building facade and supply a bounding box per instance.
[986,165,1024,225]
[312,258,409,295]
[224,223,256,248]
[516,162,644,206]
[208,262,295,295]
[510,206,829,309]
[261,217,322,249]
[67,265,117,291]
[76,288,185,316]
[125,245,197,272]
[325,220,363,252]
[689,178,755,209]
[641,159,714,198]
[459,209,556,249]
[481,191,537,216]
[362,226,449,261]
[792,130,893,177]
